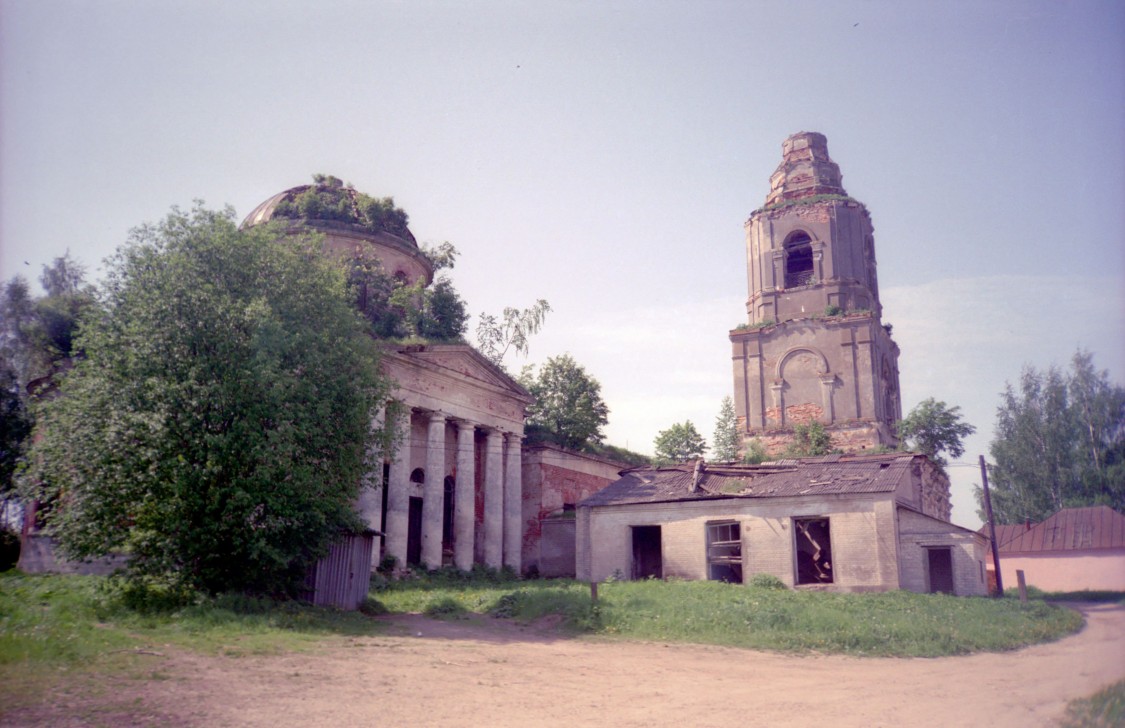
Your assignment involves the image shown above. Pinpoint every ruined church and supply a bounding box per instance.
[576,132,987,595]
[730,131,901,454]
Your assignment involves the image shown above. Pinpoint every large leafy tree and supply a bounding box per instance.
[712,396,740,462]
[987,350,1124,523]
[653,421,707,465]
[897,398,976,470]
[0,354,30,499]
[521,354,609,450]
[23,205,390,595]
[2,255,99,505]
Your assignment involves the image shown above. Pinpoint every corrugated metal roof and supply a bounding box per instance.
[999,506,1125,553]
[987,523,1028,548]
[579,453,919,508]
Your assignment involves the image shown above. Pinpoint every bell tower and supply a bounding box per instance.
[730,132,901,454]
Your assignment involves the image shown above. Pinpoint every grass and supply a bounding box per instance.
[0,571,385,665]
[1061,679,1125,728]
[373,573,1085,657]
[1,571,390,722]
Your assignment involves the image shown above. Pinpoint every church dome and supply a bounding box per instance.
[242,177,433,285]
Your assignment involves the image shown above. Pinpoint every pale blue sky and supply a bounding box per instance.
[2,0,1123,527]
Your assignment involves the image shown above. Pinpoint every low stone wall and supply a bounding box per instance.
[17,534,129,576]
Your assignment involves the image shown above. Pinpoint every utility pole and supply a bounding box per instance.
[979,455,1003,597]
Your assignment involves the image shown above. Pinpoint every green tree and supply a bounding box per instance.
[784,421,834,457]
[476,299,551,367]
[345,245,468,342]
[986,350,1124,523]
[897,397,976,469]
[521,354,609,450]
[653,421,707,464]
[1067,351,1125,504]
[419,276,469,340]
[712,396,740,462]
[2,254,99,388]
[742,438,768,464]
[0,354,30,498]
[23,205,390,596]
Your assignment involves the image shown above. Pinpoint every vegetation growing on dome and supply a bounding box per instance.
[273,174,412,239]
[752,193,857,217]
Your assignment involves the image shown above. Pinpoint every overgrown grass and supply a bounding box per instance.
[1061,679,1125,728]
[0,571,384,666]
[375,575,1084,657]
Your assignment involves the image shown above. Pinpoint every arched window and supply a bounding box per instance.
[784,232,814,288]
[410,468,425,484]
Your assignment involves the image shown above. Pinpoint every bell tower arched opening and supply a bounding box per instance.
[784,232,814,288]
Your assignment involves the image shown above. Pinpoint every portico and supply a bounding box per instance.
[359,343,533,572]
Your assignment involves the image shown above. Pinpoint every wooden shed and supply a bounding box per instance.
[301,531,376,610]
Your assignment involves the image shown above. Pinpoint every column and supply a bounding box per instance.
[454,420,476,571]
[819,373,836,423]
[384,405,411,568]
[503,432,523,573]
[769,380,785,427]
[483,428,504,569]
[356,406,385,570]
[420,411,446,569]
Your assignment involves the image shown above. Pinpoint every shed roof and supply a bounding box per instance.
[996,506,1125,554]
[579,452,920,508]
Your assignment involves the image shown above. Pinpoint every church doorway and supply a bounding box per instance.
[407,497,423,566]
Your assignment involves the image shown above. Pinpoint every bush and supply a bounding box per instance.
[749,573,787,590]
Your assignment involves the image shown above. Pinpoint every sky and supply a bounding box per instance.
[2,0,1123,528]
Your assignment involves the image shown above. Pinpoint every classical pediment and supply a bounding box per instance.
[386,343,532,402]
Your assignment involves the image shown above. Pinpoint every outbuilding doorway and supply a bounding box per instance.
[927,547,954,594]
[631,526,662,580]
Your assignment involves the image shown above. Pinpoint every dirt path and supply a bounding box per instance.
[11,602,1125,727]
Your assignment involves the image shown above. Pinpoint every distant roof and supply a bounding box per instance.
[987,523,1027,549]
[995,506,1125,553]
[579,452,922,508]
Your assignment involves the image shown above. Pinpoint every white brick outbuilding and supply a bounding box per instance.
[577,453,988,596]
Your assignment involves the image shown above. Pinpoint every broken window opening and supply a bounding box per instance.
[784,232,814,288]
[794,517,833,584]
[706,521,743,583]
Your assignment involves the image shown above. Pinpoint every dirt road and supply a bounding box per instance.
[9,602,1125,727]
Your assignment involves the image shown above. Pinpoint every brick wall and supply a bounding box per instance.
[522,445,625,575]
[897,508,987,596]
[581,494,905,591]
